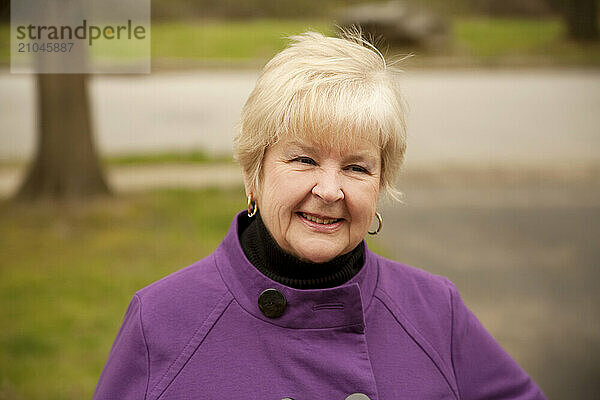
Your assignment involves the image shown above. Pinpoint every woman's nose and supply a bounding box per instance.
[311,170,344,203]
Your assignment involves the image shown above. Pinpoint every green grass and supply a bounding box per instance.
[151,19,332,60]
[2,17,599,67]
[0,20,332,65]
[454,17,563,58]
[1,150,234,168]
[453,17,600,65]
[0,188,245,400]
[105,150,234,165]
[0,24,8,61]
[89,24,151,61]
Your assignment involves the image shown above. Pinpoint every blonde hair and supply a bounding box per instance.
[235,30,407,200]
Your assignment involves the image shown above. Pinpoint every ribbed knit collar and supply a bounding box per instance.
[239,212,364,289]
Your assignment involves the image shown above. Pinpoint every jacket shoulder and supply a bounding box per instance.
[134,253,232,396]
[136,252,228,308]
[374,253,453,313]
[373,254,454,373]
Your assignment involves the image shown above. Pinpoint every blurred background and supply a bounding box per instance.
[0,0,599,398]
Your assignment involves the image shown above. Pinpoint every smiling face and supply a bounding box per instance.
[247,137,381,263]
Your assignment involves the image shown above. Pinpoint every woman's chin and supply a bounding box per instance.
[304,254,336,264]
[292,243,344,264]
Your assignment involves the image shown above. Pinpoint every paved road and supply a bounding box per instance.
[0,163,243,198]
[2,69,600,167]
[379,170,599,399]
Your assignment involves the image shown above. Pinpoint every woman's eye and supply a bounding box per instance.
[294,157,316,165]
[348,165,368,173]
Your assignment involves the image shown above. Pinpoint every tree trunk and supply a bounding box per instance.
[15,74,111,201]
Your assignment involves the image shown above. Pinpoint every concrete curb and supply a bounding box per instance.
[0,164,244,199]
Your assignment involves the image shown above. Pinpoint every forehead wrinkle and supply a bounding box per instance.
[285,140,318,153]
[288,120,381,148]
[343,151,380,165]
[282,138,380,167]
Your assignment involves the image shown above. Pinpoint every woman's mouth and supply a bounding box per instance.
[297,212,343,225]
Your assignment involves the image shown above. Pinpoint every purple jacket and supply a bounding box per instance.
[93,211,545,400]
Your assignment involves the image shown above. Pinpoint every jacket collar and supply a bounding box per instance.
[214,211,379,329]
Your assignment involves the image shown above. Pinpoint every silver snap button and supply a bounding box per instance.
[345,394,371,400]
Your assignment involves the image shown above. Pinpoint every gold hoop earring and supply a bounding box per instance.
[247,194,257,217]
[368,212,383,235]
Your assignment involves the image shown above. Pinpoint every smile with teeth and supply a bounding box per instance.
[300,212,341,225]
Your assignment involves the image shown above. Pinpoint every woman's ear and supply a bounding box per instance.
[241,170,255,199]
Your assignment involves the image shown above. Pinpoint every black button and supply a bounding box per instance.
[258,288,286,318]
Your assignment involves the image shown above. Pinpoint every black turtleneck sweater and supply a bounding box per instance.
[239,212,364,289]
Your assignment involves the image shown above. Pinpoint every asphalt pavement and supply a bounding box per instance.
[379,167,599,399]
[2,69,600,166]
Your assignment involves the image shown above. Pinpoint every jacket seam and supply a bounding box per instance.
[134,294,151,400]
[445,279,463,400]
[362,254,380,314]
[144,253,219,396]
[374,288,459,400]
[147,290,233,400]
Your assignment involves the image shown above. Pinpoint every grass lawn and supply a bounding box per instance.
[0,188,245,400]
[1,151,234,169]
[1,17,599,67]
[0,187,387,399]
[453,17,600,65]
[453,17,564,58]
[151,19,332,61]
[105,149,234,166]
[0,20,331,66]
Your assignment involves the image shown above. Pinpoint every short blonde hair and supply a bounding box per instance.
[235,30,407,200]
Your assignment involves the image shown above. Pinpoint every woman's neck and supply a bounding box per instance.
[239,212,364,289]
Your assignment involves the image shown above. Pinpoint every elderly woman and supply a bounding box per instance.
[93,32,545,399]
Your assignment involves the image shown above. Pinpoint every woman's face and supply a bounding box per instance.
[251,137,381,263]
